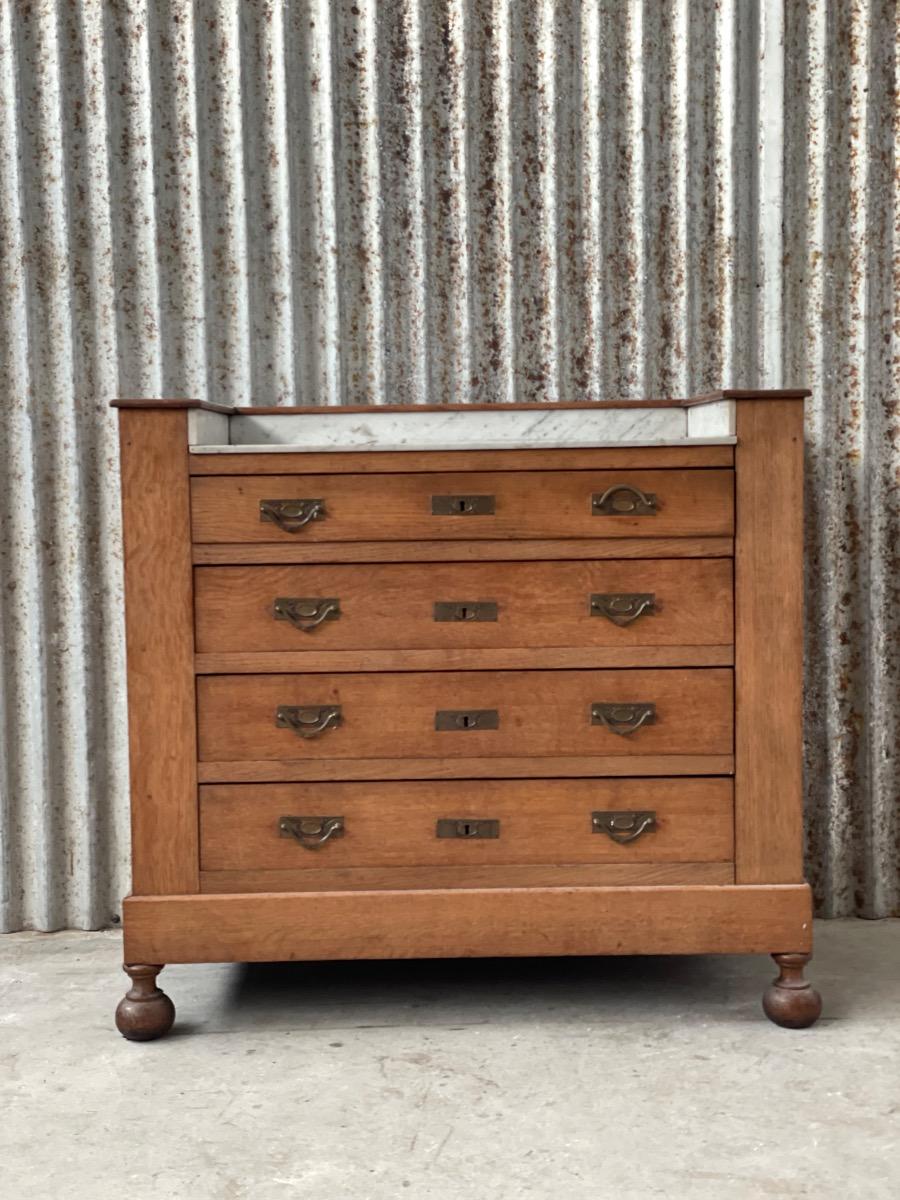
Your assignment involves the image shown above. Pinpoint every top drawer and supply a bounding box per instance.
[190,470,734,543]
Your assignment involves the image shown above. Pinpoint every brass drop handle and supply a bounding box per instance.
[259,498,325,532]
[592,810,657,844]
[274,597,340,632]
[590,593,657,626]
[591,702,656,736]
[275,705,342,739]
[592,485,658,516]
[279,815,344,849]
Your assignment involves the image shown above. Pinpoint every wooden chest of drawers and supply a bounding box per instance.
[112,393,821,1039]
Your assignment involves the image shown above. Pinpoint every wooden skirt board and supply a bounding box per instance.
[190,469,735,542]
[123,884,814,964]
[199,778,734,870]
[193,558,733,652]
[196,668,734,762]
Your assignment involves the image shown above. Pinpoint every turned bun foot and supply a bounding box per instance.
[116,964,175,1041]
[763,952,822,1029]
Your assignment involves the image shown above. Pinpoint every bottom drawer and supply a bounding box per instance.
[199,778,733,891]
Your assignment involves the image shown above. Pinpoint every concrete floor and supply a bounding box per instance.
[1,921,898,1199]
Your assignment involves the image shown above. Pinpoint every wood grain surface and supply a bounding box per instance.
[191,536,735,565]
[190,469,734,542]
[123,883,814,962]
[189,446,734,475]
[197,754,735,783]
[734,399,805,882]
[199,862,735,893]
[118,409,199,895]
[199,777,734,870]
[197,668,734,763]
[194,559,733,653]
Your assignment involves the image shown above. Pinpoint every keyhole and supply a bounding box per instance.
[458,821,478,837]
[458,605,473,620]
[455,498,471,513]
[457,713,478,728]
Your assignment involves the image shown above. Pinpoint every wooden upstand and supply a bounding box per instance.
[111,392,821,1039]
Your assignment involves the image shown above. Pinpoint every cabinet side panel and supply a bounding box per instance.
[119,410,198,893]
[734,400,804,881]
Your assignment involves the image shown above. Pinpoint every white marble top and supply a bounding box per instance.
[187,408,734,453]
[189,402,735,453]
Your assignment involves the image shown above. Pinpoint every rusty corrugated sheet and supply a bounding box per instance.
[0,0,896,930]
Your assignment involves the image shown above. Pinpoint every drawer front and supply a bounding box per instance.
[194,559,733,653]
[200,778,734,870]
[190,470,734,543]
[197,668,733,762]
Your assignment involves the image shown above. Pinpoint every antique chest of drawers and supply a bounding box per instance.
[111,392,821,1039]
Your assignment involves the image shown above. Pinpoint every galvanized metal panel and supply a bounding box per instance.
[0,0,896,929]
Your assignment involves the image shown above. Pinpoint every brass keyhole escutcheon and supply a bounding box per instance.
[435,709,500,731]
[431,495,496,516]
[434,601,498,623]
[435,818,500,839]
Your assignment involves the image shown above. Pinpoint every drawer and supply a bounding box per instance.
[199,778,734,870]
[190,470,734,543]
[197,668,733,762]
[194,559,733,652]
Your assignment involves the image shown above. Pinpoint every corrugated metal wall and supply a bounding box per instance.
[0,0,896,931]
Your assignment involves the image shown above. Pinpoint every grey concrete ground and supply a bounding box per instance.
[1,920,898,1200]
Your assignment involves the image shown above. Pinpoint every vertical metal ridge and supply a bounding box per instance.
[242,1,296,405]
[422,0,472,404]
[334,1,385,404]
[194,0,252,404]
[510,0,559,399]
[380,0,427,405]
[641,0,691,396]
[468,0,515,403]
[150,0,208,397]
[861,0,900,920]
[105,0,164,395]
[16,0,89,932]
[608,0,645,394]
[756,0,784,386]
[285,0,341,405]
[566,0,603,398]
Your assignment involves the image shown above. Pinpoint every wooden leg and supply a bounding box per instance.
[115,964,176,1041]
[762,952,822,1029]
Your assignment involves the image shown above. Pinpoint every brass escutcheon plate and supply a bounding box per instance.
[434,709,500,731]
[436,819,500,839]
[433,601,499,622]
[431,494,496,516]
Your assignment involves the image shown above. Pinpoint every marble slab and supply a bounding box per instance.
[189,403,736,453]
